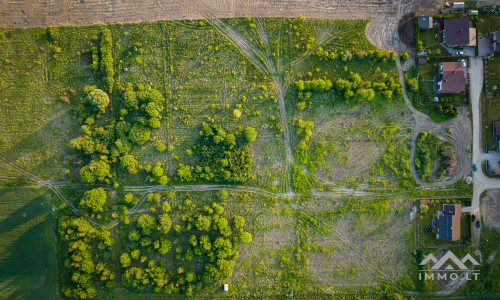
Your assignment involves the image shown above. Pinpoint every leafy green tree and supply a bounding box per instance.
[79,188,107,213]
[120,154,140,174]
[176,164,194,181]
[407,77,418,92]
[243,127,258,143]
[161,202,172,213]
[356,88,375,101]
[195,214,211,231]
[158,238,172,255]
[232,109,242,118]
[131,249,141,259]
[123,90,138,109]
[70,136,96,155]
[154,141,167,152]
[129,230,141,242]
[137,214,156,235]
[120,253,131,267]
[158,213,172,233]
[140,236,152,247]
[79,159,111,183]
[129,125,151,145]
[88,88,110,113]
[233,215,245,229]
[240,231,253,243]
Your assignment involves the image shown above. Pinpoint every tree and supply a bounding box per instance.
[158,213,172,233]
[70,136,96,155]
[120,154,140,174]
[161,202,172,213]
[129,230,141,242]
[240,231,253,243]
[407,77,418,92]
[79,188,107,213]
[79,159,111,183]
[243,127,258,143]
[123,90,138,109]
[137,214,156,235]
[400,51,409,61]
[233,215,245,229]
[158,238,172,255]
[176,164,194,181]
[356,88,375,101]
[88,89,110,113]
[154,141,166,152]
[120,253,131,267]
[195,215,211,231]
[129,125,151,145]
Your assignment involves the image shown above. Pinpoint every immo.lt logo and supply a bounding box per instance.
[419,250,480,281]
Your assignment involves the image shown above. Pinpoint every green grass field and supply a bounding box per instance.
[0,15,485,299]
[0,187,58,300]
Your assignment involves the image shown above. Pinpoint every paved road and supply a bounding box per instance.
[469,57,500,248]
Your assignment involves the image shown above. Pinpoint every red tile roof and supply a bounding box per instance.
[439,62,466,93]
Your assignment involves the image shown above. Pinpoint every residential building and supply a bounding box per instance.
[493,121,500,146]
[436,204,461,241]
[491,30,500,52]
[434,62,466,93]
[443,17,476,47]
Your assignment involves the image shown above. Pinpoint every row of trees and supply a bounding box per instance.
[314,47,397,63]
[100,28,114,94]
[293,72,402,105]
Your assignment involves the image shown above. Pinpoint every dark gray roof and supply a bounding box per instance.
[443,204,456,215]
[444,17,471,46]
[418,16,432,28]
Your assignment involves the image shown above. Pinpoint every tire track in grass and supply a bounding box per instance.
[292,203,405,290]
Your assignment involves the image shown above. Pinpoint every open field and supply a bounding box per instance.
[0,10,488,299]
[0,187,58,299]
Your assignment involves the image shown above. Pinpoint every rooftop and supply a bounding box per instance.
[444,17,472,46]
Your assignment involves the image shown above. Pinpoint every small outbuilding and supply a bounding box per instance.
[224,284,229,292]
[418,16,433,29]
[452,2,465,9]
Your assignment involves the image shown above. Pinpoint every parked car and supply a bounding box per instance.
[472,215,476,222]
[473,164,477,172]
[455,51,464,55]
[461,59,466,67]
[476,221,481,228]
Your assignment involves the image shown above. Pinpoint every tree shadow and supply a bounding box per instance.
[0,191,43,236]
[0,217,58,300]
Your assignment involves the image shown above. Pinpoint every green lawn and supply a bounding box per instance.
[482,53,500,150]
[0,187,59,300]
